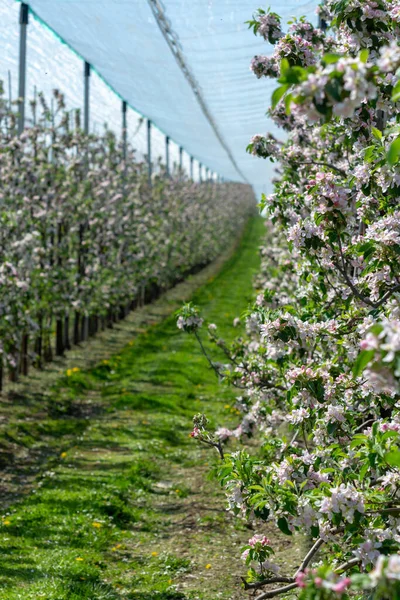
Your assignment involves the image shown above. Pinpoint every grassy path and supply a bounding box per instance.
[0,217,301,600]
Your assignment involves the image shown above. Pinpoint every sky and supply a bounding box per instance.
[0,0,319,196]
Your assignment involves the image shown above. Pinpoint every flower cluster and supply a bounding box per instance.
[247,9,283,45]
[250,55,279,79]
[176,304,204,333]
[274,34,316,68]
[296,567,352,597]
[246,133,280,160]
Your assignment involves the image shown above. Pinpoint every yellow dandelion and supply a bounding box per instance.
[75,557,84,561]
[224,404,230,409]
[175,489,180,494]
[205,563,212,569]
[66,369,72,377]
[3,520,11,526]
[151,551,158,557]
[168,579,173,584]
[92,522,102,528]
[60,452,67,459]
[72,367,80,373]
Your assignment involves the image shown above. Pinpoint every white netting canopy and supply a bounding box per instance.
[1,0,319,194]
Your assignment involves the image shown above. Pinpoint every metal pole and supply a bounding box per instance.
[18,3,29,135]
[190,156,193,180]
[84,61,90,134]
[318,1,327,30]
[199,162,202,182]
[166,136,170,176]
[179,146,183,173]
[122,100,127,161]
[33,84,37,126]
[8,70,12,112]
[205,167,209,181]
[147,118,152,186]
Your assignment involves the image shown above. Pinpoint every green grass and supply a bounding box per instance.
[0,217,302,599]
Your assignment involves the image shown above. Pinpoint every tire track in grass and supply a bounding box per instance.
[0,217,302,600]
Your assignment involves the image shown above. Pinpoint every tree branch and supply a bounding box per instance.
[242,576,293,590]
[334,237,400,309]
[335,558,361,573]
[252,533,351,600]
[295,537,325,575]
[290,160,347,177]
[255,582,298,599]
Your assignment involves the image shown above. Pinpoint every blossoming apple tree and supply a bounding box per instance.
[179,1,400,598]
[0,89,254,389]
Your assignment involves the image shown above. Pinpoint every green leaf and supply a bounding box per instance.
[353,349,375,377]
[271,84,290,109]
[280,66,305,85]
[385,449,400,467]
[392,80,400,103]
[322,53,342,64]
[350,436,367,449]
[363,244,376,261]
[359,462,369,480]
[364,145,375,163]
[325,79,342,102]
[360,49,369,64]
[387,136,400,166]
[382,430,400,441]
[371,127,382,141]
[277,516,292,536]
[370,323,384,336]
[280,58,290,76]
[284,93,293,115]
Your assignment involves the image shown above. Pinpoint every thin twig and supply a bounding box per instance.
[354,419,374,433]
[194,330,221,379]
[198,436,225,460]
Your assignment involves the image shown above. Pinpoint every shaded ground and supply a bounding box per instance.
[0,217,303,600]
